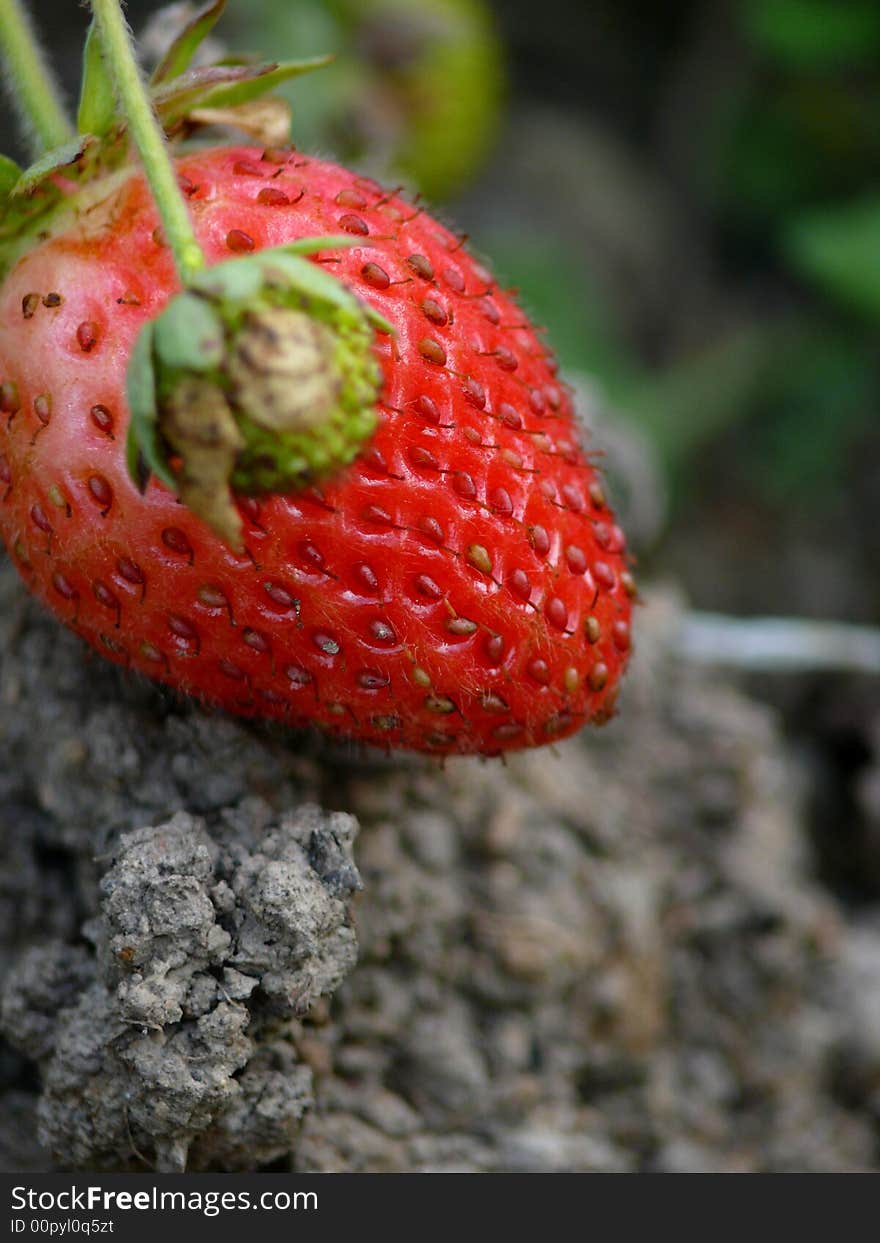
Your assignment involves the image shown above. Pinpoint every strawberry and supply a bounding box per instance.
[0,6,633,756]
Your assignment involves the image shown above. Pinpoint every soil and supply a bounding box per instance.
[2,556,879,1172]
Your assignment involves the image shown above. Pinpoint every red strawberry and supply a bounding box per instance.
[0,145,633,755]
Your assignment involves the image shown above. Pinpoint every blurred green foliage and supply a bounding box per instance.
[705,0,880,507]
[232,0,504,200]
[482,235,638,395]
[784,196,880,318]
[494,0,880,520]
[748,329,876,501]
[742,0,880,70]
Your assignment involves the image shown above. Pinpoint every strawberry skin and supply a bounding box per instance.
[0,146,633,755]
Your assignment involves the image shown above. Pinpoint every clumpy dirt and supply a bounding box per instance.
[1,554,878,1172]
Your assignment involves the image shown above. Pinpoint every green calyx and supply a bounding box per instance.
[126,237,392,548]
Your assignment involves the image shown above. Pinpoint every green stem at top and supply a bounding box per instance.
[88,0,205,284]
[0,0,75,156]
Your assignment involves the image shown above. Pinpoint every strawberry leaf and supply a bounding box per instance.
[364,304,395,336]
[189,241,395,335]
[11,136,94,197]
[78,19,117,138]
[0,156,23,200]
[153,58,332,126]
[282,236,357,256]
[126,323,177,494]
[188,241,360,313]
[153,64,272,125]
[190,254,266,302]
[150,0,227,86]
[260,250,364,313]
[192,57,333,111]
[153,293,225,373]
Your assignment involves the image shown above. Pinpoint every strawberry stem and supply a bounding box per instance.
[0,0,75,156]
[88,0,206,284]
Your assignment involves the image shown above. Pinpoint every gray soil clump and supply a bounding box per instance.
[0,558,877,1171]
[2,806,357,1171]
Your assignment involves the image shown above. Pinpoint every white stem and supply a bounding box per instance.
[677,612,880,676]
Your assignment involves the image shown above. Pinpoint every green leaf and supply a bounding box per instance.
[153,64,274,124]
[126,323,177,493]
[190,254,266,302]
[153,293,225,372]
[151,0,227,86]
[364,305,395,336]
[258,250,361,312]
[154,57,333,125]
[126,323,156,487]
[784,196,880,319]
[283,235,357,256]
[188,241,361,310]
[11,136,94,196]
[196,56,333,109]
[0,156,23,199]
[742,0,880,69]
[77,19,117,137]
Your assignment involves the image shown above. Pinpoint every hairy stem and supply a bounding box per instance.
[88,0,205,283]
[0,0,75,155]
